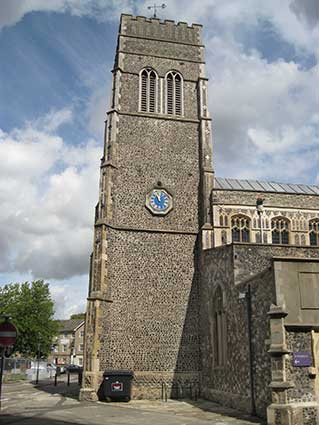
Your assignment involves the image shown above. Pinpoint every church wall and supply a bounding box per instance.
[121,54,202,82]
[201,244,319,420]
[112,115,200,232]
[118,74,199,121]
[99,228,201,398]
[200,245,253,413]
[213,189,319,247]
[285,330,318,424]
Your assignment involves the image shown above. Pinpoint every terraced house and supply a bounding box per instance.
[80,14,319,425]
[50,319,85,368]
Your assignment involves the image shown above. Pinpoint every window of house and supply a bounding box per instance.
[271,217,289,244]
[139,68,158,113]
[213,286,227,367]
[78,358,83,366]
[231,215,250,242]
[165,71,183,116]
[79,344,84,352]
[62,344,67,353]
[80,330,84,338]
[309,219,319,246]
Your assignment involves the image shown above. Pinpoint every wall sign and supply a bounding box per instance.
[292,352,312,367]
[111,381,123,391]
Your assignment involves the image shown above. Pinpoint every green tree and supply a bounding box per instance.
[70,313,85,320]
[0,280,59,357]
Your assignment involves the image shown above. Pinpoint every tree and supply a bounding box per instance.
[70,313,85,320]
[0,280,59,357]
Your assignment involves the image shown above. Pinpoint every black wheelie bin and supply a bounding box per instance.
[101,370,134,401]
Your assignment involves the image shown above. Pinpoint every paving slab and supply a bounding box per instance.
[0,379,266,425]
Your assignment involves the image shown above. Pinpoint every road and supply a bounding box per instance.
[0,378,265,425]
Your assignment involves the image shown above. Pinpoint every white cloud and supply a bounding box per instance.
[0,108,100,279]
[50,277,88,319]
[0,0,137,30]
[206,33,319,182]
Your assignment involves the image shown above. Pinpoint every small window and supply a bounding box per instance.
[79,344,84,352]
[165,71,183,116]
[231,215,250,242]
[309,219,319,246]
[139,68,158,113]
[271,217,289,244]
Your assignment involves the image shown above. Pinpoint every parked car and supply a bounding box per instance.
[66,364,83,374]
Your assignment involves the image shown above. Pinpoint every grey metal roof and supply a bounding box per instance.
[214,177,319,196]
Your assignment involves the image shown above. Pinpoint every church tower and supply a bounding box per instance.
[80,13,214,400]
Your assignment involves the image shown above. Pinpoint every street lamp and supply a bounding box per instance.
[256,198,264,243]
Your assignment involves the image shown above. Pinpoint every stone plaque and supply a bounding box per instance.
[292,352,312,367]
[299,272,319,309]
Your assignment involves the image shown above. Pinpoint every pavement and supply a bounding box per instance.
[0,377,266,425]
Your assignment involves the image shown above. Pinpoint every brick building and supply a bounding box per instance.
[81,14,319,425]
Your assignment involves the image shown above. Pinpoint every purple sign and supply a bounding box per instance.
[293,352,312,367]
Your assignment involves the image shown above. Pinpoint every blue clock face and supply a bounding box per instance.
[149,190,170,211]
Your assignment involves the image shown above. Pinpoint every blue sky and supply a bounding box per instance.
[0,0,318,318]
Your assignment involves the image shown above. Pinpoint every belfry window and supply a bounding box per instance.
[309,219,319,246]
[213,286,227,367]
[231,215,250,242]
[271,217,289,244]
[140,68,158,113]
[165,71,183,116]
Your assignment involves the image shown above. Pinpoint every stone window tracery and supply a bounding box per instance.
[139,68,158,113]
[231,215,250,243]
[165,71,183,116]
[309,219,319,246]
[213,286,227,367]
[271,217,289,245]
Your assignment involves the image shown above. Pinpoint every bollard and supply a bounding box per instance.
[54,373,57,386]
[67,372,70,386]
[78,372,82,386]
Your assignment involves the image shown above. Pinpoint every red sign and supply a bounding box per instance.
[111,381,123,392]
[0,321,17,347]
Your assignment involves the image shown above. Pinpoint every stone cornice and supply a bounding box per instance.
[119,33,204,48]
[118,49,205,65]
[106,108,200,123]
[95,220,199,236]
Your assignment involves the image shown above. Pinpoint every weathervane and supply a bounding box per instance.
[148,3,166,18]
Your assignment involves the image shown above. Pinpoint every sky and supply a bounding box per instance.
[0,0,318,319]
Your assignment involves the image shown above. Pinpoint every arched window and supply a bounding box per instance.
[271,217,289,244]
[139,68,158,113]
[309,219,319,246]
[165,71,183,116]
[231,215,250,242]
[213,286,227,367]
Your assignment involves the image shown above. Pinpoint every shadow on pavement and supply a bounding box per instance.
[184,399,265,424]
[30,376,81,400]
[0,413,83,425]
